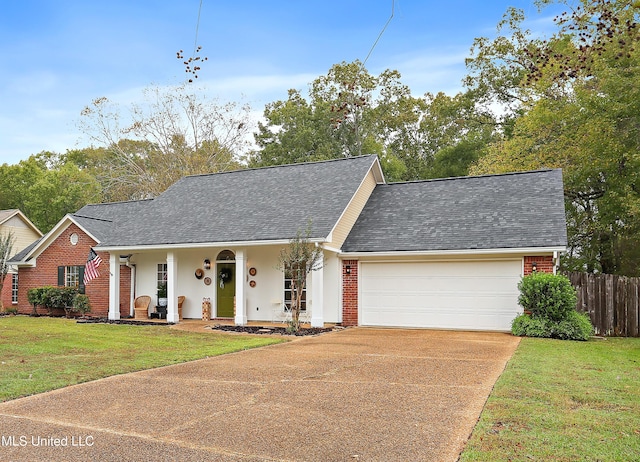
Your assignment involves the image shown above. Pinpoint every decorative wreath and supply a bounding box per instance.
[219,268,232,284]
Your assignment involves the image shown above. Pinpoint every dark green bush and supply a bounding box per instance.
[511,314,552,338]
[518,272,577,322]
[27,286,53,315]
[72,294,92,316]
[513,272,593,341]
[551,311,594,341]
[27,286,79,316]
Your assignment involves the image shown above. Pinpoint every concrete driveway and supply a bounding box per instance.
[0,328,519,461]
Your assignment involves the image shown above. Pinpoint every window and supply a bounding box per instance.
[157,263,168,287]
[57,265,85,294]
[11,274,18,304]
[284,272,306,312]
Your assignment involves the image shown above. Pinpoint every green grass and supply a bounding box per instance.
[0,316,285,402]
[460,337,640,462]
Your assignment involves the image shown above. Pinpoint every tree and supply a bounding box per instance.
[0,232,15,310]
[251,61,494,181]
[468,0,640,275]
[79,85,252,201]
[0,154,101,233]
[276,223,323,332]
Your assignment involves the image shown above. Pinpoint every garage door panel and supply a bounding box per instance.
[360,260,521,331]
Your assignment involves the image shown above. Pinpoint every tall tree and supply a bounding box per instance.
[0,154,101,233]
[469,0,640,275]
[79,85,252,201]
[251,61,493,181]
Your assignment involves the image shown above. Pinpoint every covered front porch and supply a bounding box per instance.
[105,244,340,328]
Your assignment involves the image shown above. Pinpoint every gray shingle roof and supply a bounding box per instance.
[76,155,379,247]
[342,169,567,253]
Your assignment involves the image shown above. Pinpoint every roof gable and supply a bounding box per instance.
[342,169,568,253]
[0,209,43,237]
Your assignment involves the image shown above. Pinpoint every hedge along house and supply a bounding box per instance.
[10,155,567,331]
[0,210,43,309]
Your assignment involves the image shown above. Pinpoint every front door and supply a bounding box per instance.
[216,262,235,317]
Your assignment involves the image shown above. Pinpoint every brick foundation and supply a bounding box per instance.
[342,260,358,326]
[524,255,554,275]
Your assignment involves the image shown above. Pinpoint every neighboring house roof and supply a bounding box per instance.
[0,209,43,237]
[342,169,567,253]
[76,155,382,248]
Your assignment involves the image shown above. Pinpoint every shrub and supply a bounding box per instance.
[513,272,593,341]
[72,294,92,316]
[518,272,577,322]
[27,286,78,316]
[27,286,52,315]
[551,311,594,341]
[511,314,551,338]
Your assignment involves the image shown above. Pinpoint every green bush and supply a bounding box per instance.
[513,272,593,341]
[518,272,577,322]
[551,311,594,341]
[72,294,92,316]
[27,286,79,316]
[27,286,53,315]
[511,314,551,338]
[512,311,593,341]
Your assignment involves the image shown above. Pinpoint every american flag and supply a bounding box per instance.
[83,248,102,285]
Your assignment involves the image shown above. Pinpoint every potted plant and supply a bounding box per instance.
[157,283,168,307]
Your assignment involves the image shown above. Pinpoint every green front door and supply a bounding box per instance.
[216,262,235,317]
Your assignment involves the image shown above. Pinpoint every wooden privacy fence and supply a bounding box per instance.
[566,272,640,337]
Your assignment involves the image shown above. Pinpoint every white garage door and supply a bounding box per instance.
[360,260,522,331]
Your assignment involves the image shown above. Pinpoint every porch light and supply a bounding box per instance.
[531,262,537,272]
[345,265,351,274]
[203,259,211,270]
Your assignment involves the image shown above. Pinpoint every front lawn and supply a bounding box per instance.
[0,316,285,402]
[460,336,640,461]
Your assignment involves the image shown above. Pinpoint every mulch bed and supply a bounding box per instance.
[210,324,338,336]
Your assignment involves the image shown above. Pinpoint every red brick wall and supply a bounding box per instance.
[342,260,358,326]
[16,223,130,318]
[524,255,554,275]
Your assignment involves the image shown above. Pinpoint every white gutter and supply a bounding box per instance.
[340,246,567,258]
[97,237,327,253]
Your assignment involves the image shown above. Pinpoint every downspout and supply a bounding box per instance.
[553,251,559,275]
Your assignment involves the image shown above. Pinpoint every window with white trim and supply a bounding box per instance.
[157,263,167,287]
[66,266,80,288]
[57,265,85,293]
[11,274,18,304]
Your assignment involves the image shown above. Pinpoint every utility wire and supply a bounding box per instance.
[361,0,395,70]
[193,0,203,55]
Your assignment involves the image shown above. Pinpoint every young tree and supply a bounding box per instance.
[0,232,15,310]
[277,224,323,332]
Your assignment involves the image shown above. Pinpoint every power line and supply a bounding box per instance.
[193,0,204,56]
[361,0,395,70]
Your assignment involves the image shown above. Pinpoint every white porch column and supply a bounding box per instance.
[311,253,324,328]
[108,254,120,320]
[234,249,247,325]
[166,251,179,323]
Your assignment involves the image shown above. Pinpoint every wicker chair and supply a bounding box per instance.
[177,296,185,320]
[134,295,151,320]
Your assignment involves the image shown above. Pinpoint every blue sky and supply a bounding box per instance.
[0,1,560,165]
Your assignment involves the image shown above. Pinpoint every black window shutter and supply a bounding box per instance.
[78,266,85,294]
[57,266,65,286]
